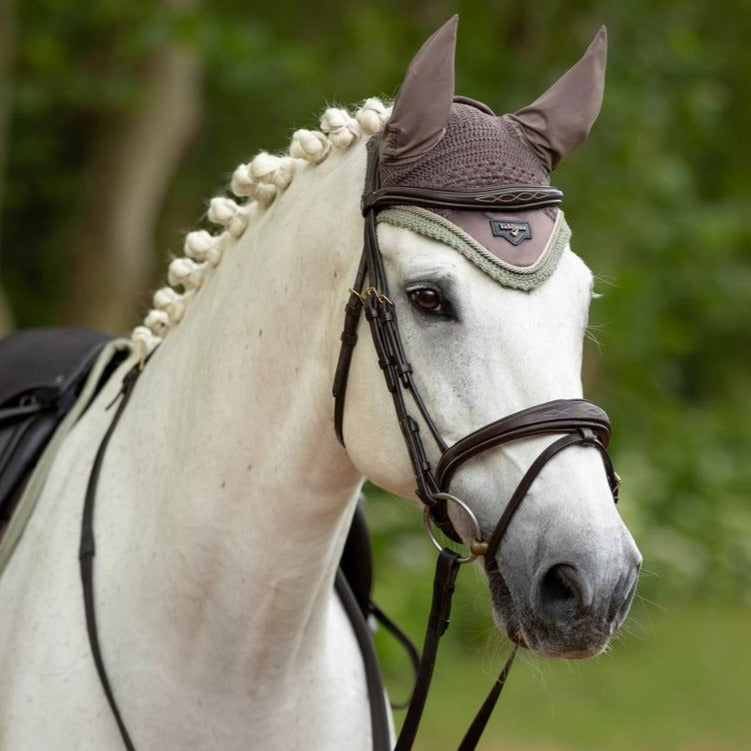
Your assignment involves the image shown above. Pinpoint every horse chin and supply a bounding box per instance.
[487,568,614,660]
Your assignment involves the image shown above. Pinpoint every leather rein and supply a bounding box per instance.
[331,136,621,750]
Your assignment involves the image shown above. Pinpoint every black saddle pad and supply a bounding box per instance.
[0,327,114,407]
[340,502,373,617]
[0,327,116,520]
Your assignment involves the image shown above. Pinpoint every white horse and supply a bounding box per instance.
[0,18,640,751]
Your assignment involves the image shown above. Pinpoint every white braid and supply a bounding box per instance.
[270,156,297,190]
[168,257,209,290]
[320,108,362,149]
[250,153,297,190]
[230,163,254,197]
[207,197,240,226]
[248,152,279,181]
[289,129,331,163]
[226,209,250,238]
[184,230,223,265]
[153,287,189,325]
[131,325,162,360]
[355,98,392,135]
[144,309,170,336]
[133,99,391,354]
[250,182,277,207]
[207,200,251,240]
[247,154,279,205]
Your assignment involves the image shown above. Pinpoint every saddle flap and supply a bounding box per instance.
[0,328,117,521]
[0,328,113,408]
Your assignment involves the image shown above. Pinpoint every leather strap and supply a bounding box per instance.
[484,429,616,568]
[79,364,142,751]
[391,551,518,751]
[332,256,367,445]
[393,548,462,751]
[435,399,611,490]
[335,571,391,751]
[369,602,420,710]
[457,647,517,751]
[362,185,563,213]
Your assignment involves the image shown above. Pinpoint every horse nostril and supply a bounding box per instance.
[537,563,591,623]
[542,564,579,602]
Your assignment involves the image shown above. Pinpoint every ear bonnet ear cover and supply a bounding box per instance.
[375,17,607,289]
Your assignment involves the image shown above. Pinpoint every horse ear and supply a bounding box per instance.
[507,26,608,171]
[380,15,458,164]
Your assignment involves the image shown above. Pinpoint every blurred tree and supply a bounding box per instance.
[0,0,748,607]
[61,0,202,330]
[0,0,16,335]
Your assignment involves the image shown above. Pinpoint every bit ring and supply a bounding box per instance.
[423,492,488,564]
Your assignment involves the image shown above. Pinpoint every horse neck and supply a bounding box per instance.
[102,147,367,679]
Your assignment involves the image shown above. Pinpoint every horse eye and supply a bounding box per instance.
[408,287,444,313]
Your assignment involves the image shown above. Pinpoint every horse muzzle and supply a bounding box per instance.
[488,533,642,658]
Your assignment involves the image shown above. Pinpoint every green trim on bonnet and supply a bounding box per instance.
[377,206,571,291]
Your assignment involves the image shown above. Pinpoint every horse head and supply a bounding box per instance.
[340,17,640,658]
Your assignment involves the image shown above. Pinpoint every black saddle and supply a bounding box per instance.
[0,328,118,526]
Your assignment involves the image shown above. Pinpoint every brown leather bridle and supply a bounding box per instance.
[332,136,621,751]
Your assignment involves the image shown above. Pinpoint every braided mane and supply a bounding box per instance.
[131,98,392,360]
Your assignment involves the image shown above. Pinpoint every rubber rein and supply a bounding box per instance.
[331,135,621,750]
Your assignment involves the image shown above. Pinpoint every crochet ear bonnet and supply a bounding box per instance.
[374,17,607,290]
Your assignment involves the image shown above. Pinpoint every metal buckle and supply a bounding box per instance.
[350,286,393,305]
[423,492,488,563]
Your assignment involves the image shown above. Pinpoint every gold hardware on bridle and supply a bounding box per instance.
[349,286,393,305]
[469,539,489,556]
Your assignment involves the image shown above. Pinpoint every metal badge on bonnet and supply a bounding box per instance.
[490,220,532,246]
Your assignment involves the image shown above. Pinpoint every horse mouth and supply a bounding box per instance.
[487,568,621,659]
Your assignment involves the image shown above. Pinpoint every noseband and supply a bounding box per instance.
[332,137,621,750]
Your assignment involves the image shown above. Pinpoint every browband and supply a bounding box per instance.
[362,185,563,214]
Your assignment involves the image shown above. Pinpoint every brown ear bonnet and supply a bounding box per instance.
[375,17,607,288]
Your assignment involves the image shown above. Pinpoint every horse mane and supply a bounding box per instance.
[131,98,392,359]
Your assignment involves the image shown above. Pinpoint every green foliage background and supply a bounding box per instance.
[1,1,750,747]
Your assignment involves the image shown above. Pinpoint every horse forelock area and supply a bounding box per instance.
[131,98,393,361]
